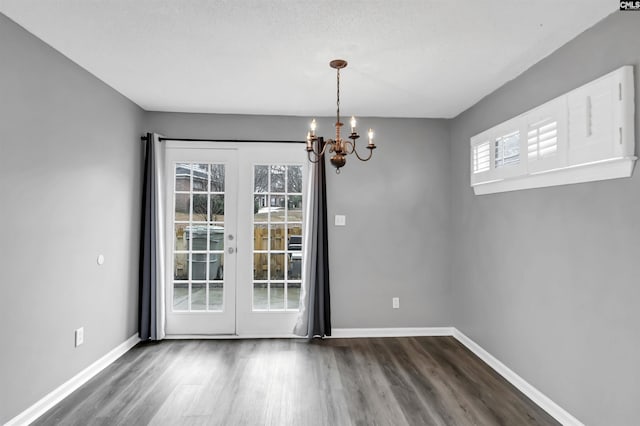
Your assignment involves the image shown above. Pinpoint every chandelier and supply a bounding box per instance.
[306,59,376,173]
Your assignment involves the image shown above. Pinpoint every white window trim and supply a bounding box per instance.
[470,65,636,195]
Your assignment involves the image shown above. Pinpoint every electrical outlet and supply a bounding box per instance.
[335,215,346,226]
[75,327,84,347]
[392,297,400,309]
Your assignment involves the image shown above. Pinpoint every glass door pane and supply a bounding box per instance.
[172,162,226,312]
[252,165,303,311]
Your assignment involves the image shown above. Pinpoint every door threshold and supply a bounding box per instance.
[165,333,303,340]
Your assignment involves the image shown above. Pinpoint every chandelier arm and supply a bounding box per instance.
[307,138,333,162]
[352,145,375,162]
[343,140,355,155]
[310,144,323,157]
[319,140,333,156]
[322,139,336,155]
[307,139,329,156]
[307,150,321,163]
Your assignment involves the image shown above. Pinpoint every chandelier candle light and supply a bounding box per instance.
[306,59,376,173]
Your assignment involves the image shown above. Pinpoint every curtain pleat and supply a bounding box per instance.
[311,143,331,337]
[293,138,331,338]
[139,133,165,341]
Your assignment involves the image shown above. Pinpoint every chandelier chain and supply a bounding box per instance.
[336,68,340,126]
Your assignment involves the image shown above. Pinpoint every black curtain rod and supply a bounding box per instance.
[141,136,305,144]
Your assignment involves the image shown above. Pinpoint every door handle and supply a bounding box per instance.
[228,247,235,254]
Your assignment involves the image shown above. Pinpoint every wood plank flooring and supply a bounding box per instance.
[33,337,558,426]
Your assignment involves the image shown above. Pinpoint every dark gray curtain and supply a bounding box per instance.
[310,140,331,337]
[139,133,158,340]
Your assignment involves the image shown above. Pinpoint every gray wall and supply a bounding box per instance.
[0,14,144,423]
[145,112,453,328]
[449,11,640,426]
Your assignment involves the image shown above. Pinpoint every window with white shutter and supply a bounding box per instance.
[473,141,490,174]
[469,66,635,195]
[527,118,558,161]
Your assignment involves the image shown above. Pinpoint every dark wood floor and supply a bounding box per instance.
[34,337,558,426]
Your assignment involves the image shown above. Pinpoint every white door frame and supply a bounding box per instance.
[163,141,307,337]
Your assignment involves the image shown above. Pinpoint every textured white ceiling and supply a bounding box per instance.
[0,0,618,118]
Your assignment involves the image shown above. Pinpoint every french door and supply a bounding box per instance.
[164,142,306,336]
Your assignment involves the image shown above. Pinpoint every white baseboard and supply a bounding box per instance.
[452,329,584,426]
[330,327,455,338]
[6,334,140,426]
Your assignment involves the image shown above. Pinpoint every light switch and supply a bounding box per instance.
[335,215,346,226]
